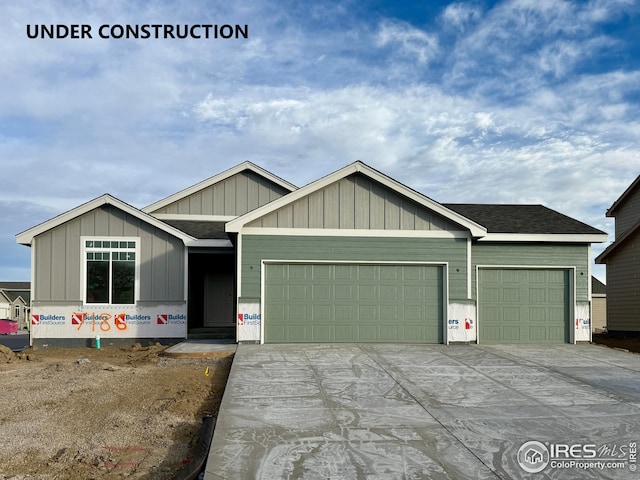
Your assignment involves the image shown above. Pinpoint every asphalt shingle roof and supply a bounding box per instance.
[161,220,229,240]
[443,204,606,235]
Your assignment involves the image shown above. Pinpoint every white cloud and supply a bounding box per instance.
[376,20,439,64]
[442,2,482,30]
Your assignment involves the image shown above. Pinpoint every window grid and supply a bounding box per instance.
[84,239,137,305]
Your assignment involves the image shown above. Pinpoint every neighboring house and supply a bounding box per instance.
[0,281,30,330]
[17,161,607,347]
[591,277,607,333]
[596,175,640,332]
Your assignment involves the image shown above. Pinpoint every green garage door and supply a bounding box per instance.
[265,263,444,343]
[479,269,570,344]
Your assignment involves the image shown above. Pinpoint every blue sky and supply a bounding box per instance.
[2,0,639,282]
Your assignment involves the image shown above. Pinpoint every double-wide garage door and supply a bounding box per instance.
[479,268,570,344]
[264,263,444,343]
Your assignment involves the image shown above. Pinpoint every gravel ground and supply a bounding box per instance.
[0,343,232,480]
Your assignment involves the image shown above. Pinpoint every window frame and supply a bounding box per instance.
[81,237,140,306]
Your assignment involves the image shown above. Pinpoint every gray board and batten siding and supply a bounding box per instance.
[33,204,185,304]
[246,173,463,231]
[147,170,292,216]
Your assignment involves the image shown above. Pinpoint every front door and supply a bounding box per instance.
[204,270,235,328]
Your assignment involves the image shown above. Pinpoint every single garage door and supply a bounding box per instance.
[479,268,570,344]
[265,263,444,343]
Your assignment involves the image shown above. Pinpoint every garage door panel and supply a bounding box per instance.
[265,263,443,343]
[529,326,547,341]
[380,285,398,301]
[288,325,307,341]
[289,264,310,280]
[380,325,398,341]
[289,284,308,300]
[312,325,332,341]
[502,326,521,341]
[404,286,424,301]
[380,305,398,320]
[358,325,378,341]
[335,325,353,340]
[503,307,520,322]
[380,266,399,280]
[358,285,377,300]
[548,288,567,304]
[529,307,546,322]
[313,264,332,279]
[335,285,353,300]
[479,269,569,344]
[503,288,520,303]
[313,284,331,301]
[312,304,331,321]
[358,265,377,280]
[358,304,377,320]
[529,288,546,303]
[548,326,566,342]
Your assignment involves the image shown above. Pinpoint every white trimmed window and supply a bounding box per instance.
[84,238,138,305]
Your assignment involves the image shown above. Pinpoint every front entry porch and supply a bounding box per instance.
[187,250,236,339]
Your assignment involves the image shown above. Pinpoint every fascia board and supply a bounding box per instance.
[479,233,609,243]
[352,162,487,237]
[142,161,297,214]
[606,175,640,216]
[226,161,488,236]
[16,194,195,245]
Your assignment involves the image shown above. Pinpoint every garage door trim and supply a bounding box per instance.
[476,265,576,345]
[261,259,449,344]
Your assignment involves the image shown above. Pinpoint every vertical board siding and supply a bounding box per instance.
[247,173,462,231]
[34,205,184,303]
[149,171,291,216]
[241,235,468,300]
[606,241,640,331]
[471,243,590,302]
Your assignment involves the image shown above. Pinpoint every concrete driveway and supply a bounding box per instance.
[204,344,640,479]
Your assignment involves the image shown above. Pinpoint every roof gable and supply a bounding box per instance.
[143,161,297,216]
[596,218,640,263]
[606,175,640,217]
[16,194,195,246]
[246,172,463,231]
[227,161,487,236]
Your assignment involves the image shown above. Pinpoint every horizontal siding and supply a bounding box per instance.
[471,243,590,302]
[247,173,462,231]
[152,171,290,216]
[614,189,640,238]
[606,240,640,330]
[592,297,607,331]
[34,205,185,303]
[241,235,468,300]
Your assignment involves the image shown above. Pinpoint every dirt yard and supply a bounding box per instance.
[0,343,233,480]
[592,332,640,354]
